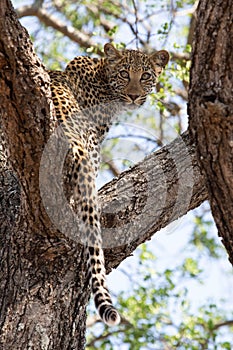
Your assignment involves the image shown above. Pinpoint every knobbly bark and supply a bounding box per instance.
[0,1,87,349]
[188,0,233,264]
[0,0,221,349]
[100,131,208,270]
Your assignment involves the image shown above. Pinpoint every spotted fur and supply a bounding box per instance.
[49,43,169,326]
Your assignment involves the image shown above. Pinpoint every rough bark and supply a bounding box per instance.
[188,0,233,264]
[0,1,87,349]
[99,130,208,270]
[0,0,209,349]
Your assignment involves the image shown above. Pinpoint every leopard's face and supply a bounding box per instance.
[104,43,169,108]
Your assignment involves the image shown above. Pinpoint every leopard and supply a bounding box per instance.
[49,43,169,326]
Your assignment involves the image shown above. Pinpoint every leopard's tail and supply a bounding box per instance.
[87,246,121,326]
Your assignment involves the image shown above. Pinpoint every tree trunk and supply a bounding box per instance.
[0,1,87,348]
[188,0,233,264]
[0,0,215,348]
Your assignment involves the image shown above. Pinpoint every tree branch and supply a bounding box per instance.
[213,320,233,331]
[16,4,103,55]
[100,130,208,270]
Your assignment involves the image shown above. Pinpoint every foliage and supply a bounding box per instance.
[86,244,233,349]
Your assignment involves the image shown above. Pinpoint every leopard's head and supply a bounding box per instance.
[104,43,169,107]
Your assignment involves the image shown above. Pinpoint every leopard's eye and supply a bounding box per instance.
[141,72,151,80]
[119,70,129,79]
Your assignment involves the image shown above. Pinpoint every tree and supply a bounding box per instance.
[188,0,233,264]
[0,0,232,349]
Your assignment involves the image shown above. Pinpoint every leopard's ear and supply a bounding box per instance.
[104,43,122,64]
[149,50,169,76]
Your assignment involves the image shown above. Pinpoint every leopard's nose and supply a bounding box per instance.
[128,94,140,102]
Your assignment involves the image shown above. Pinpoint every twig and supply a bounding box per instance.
[132,0,139,48]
